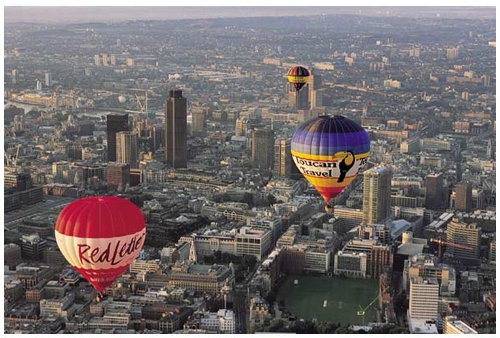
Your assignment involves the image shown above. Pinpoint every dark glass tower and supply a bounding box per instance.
[106,114,129,162]
[164,90,187,168]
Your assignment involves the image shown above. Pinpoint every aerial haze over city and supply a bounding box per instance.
[3,5,496,334]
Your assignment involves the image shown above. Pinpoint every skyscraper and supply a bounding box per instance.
[191,106,207,136]
[362,166,392,225]
[425,173,444,209]
[409,277,439,320]
[116,131,139,169]
[164,89,188,168]
[106,114,129,162]
[273,139,291,177]
[446,218,481,261]
[107,162,130,190]
[44,72,52,87]
[455,181,472,212]
[235,117,248,137]
[486,138,493,160]
[308,70,322,109]
[252,128,274,170]
[287,83,309,110]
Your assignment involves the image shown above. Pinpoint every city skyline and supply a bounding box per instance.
[3,5,497,24]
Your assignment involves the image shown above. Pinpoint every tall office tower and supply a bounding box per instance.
[482,74,491,86]
[191,106,206,136]
[252,128,274,170]
[273,139,291,177]
[36,80,42,91]
[425,173,444,209]
[308,70,322,109]
[408,277,439,320]
[110,54,117,66]
[151,125,165,151]
[107,162,130,190]
[287,83,309,110]
[490,237,496,263]
[94,54,101,66]
[455,181,472,212]
[116,131,139,169]
[116,38,122,47]
[446,218,481,261]
[21,234,47,261]
[44,72,52,87]
[102,53,109,66]
[235,117,248,137]
[106,114,129,162]
[11,69,17,84]
[486,138,493,160]
[164,89,188,168]
[362,166,392,225]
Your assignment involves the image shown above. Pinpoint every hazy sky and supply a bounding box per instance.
[3,5,496,24]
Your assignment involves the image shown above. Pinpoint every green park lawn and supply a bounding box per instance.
[276,275,379,325]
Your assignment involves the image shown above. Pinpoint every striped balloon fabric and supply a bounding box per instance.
[55,196,146,293]
[291,115,370,207]
[287,66,310,91]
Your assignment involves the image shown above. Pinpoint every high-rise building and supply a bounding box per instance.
[455,181,472,212]
[252,128,274,170]
[408,276,439,320]
[116,131,139,169]
[36,80,42,91]
[94,54,101,66]
[446,218,481,261]
[287,83,309,110]
[106,114,129,162]
[362,166,392,224]
[21,234,47,261]
[110,54,117,66]
[102,53,109,66]
[191,106,206,136]
[273,139,291,177]
[308,70,322,109]
[235,117,248,137]
[164,90,188,168]
[106,162,130,190]
[44,72,52,87]
[486,138,493,160]
[425,173,444,209]
[151,125,165,151]
[11,69,17,84]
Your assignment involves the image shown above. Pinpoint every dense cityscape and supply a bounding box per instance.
[3,6,496,334]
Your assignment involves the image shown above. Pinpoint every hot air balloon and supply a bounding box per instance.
[287,66,310,92]
[291,115,370,211]
[55,196,146,293]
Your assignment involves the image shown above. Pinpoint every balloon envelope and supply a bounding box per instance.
[287,66,310,92]
[55,196,146,293]
[291,115,370,205]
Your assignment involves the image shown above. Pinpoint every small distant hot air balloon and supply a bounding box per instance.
[291,115,370,211]
[287,66,310,92]
[55,196,146,293]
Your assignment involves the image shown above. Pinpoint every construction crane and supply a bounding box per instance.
[356,291,384,325]
[429,237,473,261]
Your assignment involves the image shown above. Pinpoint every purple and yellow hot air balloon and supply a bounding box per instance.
[291,115,370,211]
[287,66,310,92]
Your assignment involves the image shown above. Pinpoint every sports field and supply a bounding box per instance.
[276,275,379,324]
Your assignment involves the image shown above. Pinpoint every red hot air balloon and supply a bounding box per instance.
[287,66,310,92]
[55,196,146,293]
